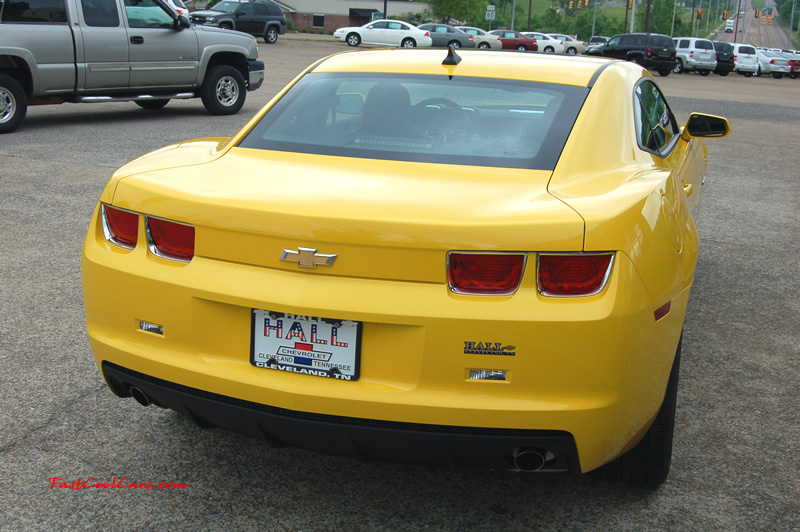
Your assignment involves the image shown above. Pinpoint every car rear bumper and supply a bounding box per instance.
[644,58,678,70]
[102,361,581,472]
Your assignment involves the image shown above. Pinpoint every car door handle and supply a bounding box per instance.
[682,181,693,196]
[130,36,144,44]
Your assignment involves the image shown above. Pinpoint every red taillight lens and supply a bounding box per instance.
[537,254,613,297]
[770,59,776,64]
[647,47,653,57]
[103,204,138,249]
[448,253,525,295]
[146,216,195,262]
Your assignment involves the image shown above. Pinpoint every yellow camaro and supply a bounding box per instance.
[82,48,729,487]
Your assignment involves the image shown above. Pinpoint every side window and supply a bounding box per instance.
[82,0,119,27]
[1,0,67,23]
[238,3,253,16]
[608,36,620,46]
[679,39,689,48]
[369,21,387,29]
[124,0,173,28]
[634,80,679,154]
[253,3,266,15]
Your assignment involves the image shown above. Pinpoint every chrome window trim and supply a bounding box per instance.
[144,214,194,263]
[446,251,528,296]
[101,203,137,250]
[536,252,615,298]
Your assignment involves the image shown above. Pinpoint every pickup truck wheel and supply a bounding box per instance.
[219,22,232,30]
[135,99,169,110]
[0,74,27,134]
[201,65,245,115]
[265,27,278,44]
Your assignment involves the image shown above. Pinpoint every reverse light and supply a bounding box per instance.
[448,252,525,295]
[537,253,614,297]
[102,204,139,249]
[145,216,195,262]
[469,369,507,381]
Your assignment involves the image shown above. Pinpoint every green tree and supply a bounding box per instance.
[432,0,487,24]
[539,7,565,31]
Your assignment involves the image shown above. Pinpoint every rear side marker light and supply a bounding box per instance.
[654,301,672,321]
[448,252,525,295]
[537,253,614,297]
[102,204,139,249]
[145,216,195,262]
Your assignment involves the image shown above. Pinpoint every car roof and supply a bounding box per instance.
[310,49,620,87]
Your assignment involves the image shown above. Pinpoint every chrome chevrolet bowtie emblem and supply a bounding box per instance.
[280,247,337,269]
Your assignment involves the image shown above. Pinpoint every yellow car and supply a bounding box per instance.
[82,49,729,486]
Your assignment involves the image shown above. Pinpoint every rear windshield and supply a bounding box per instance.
[739,46,756,54]
[650,36,674,48]
[239,73,588,170]
[696,40,714,50]
[714,42,732,52]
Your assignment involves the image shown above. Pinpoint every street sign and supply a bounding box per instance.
[486,10,496,20]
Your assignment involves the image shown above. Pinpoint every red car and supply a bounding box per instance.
[489,30,538,51]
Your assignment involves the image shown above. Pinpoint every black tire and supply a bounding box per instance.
[346,33,360,47]
[478,42,490,49]
[0,73,27,134]
[264,26,278,44]
[201,65,246,115]
[401,38,417,48]
[516,44,528,51]
[631,56,643,66]
[657,69,671,77]
[594,336,681,488]
[566,47,577,55]
[447,40,461,48]
[219,22,232,30]
[544,46,554,53]
[718,71,729,76]
[135,99,169,110]
[771,73,783,79]
[699,70,711,76]
[673,59,684,74]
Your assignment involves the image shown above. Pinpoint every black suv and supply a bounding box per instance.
[586,33,677,77]
[191,0,286,44]
[712,41,735,76]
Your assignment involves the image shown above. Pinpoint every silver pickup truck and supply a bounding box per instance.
[0,0,265,133]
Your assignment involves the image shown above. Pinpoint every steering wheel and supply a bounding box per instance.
[413,98,475,144]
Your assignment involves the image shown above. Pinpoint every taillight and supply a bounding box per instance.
[102,204,138,249]
[537,254,613,297]
[448,252,525,295]
[146,216,195,262]
[424,31,430,37]
[770,59,776,64]
[647,47,653,57]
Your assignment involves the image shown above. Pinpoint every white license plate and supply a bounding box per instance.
[251,309,361,381]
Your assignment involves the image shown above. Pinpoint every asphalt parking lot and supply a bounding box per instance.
[1,38,798,529]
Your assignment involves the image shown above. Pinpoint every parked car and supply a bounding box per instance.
[333,19,432,48]
[779,50,800,78]
[755,49,791,78]
[547,34,587,55]
[417,23,476,48]
[165,0,188,16]
[732,43,759,76]
[83,47,729,488]
[456,26,502,49]
[673,37,717,75]
[521,32,565,54]
[711,41,734,76]
[190,0,286,44]
[488,30,538,51]
[586,32,677,76]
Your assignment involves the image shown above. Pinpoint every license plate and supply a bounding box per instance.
[251,309,361,381]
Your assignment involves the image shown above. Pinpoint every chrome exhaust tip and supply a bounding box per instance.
[129,386,152,407]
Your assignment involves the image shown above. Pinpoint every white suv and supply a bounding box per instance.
[732,43,758,76]
[673,37,717,75]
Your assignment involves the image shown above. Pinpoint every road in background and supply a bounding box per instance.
[1,41,798,529]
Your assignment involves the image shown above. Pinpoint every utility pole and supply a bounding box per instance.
[592,0,599,37]
[630,0,637,31]
[511,0,517,30]
[645,0,652,32]
[671,0,678,36]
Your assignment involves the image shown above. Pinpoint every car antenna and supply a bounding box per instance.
[442,45,461,80]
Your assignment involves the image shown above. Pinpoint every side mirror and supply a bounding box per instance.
[177,14,191,29]
[682,113,731,139]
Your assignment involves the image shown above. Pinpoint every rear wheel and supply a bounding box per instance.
[0,74,27,134]
[699,70,711,76]
[264,26,278,44]
[594,337,682,487]
[718,71,729,76]
[201,65,245,115]
[771,73,783,79]
[674,59,684,73]
[346,33,361,47]
[566,47,577,55]
[401,38,417,48]
[657,69,671,77]
[478,42,490,49]
[544,45,554,53]
[516,44,528,51]
[135,99,169,110]
[447,40,461,48]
